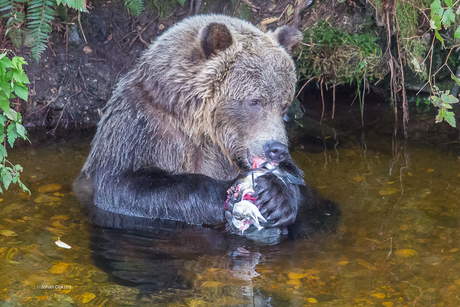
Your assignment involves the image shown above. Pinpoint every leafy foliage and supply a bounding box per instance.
[297,20,385,85]
[0,0,26,48]
[145,0,183,18]
[429,0,460,41]
[125,0,144,17]
[27,0,56,62]
[426,0,460,127]
[0,0,87,62]
[56,0,86,11]
[0,53,30,194]
[296,1,459,129]
[0,0,184,59]
[124,0,187,17]
[430,89,457,127]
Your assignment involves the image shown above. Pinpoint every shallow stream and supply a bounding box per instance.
[1,104,460,306]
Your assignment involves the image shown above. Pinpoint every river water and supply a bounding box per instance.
[1,103,460,306]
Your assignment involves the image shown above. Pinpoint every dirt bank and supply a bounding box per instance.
[9,0,376,132]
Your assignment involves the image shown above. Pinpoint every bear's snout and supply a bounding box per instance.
[264,141,289,162]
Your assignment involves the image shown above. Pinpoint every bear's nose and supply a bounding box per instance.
[264,141,289,162]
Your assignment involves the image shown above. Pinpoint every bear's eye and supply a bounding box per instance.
[249,99,261,107]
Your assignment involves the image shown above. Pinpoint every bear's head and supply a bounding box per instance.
[138,15,302,173]
[198,20,302,170]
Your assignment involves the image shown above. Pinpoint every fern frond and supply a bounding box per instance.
[0,0,11,13]
[125,0,144,17]
[56,0,86,12]
[8,28,22,48]
[1,0,26,49]
[27,0,55,62]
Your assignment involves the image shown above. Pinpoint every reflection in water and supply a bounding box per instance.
[232,247,261,281]
[78,191,339,301]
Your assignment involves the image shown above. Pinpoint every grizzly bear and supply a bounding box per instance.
[76,14,332,232]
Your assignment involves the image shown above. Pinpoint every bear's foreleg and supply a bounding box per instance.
[92,168,234,225]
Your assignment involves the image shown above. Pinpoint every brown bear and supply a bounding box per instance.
[77,14,325,231]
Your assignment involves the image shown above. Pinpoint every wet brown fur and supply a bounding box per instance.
[79,15,302,223]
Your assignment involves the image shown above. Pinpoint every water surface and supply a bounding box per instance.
[1,113,460,306]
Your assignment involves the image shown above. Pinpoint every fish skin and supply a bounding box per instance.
[226,157,303,233]
[232,200,267,232]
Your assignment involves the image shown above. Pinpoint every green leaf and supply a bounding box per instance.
[455,25,460,38]
[431,0,444,18]
[0,57,14,69]
[0,145,6,159]
[6,123,19,148]
[445,0,452,8]
[444,110,456,127]
[0,87,13,102]
[0,79,12,94]
[18,180,30,194]
[441,93,458,104]
[177,0,185,6]
[15,122,28,140]
[4,109,17,121]
[59,0,87,12]
[27,0,56,62]
[435,30,444,45]
[1,168,13,190]
[442,8,456,27]
[12,172,18,184]
[0,114,6,126]
[436,108,457,127]
[431,12,443,29]
[0,95,10,113]
[13,84,28,101]
[451,74,460,85]
[430,95,441,107]
[124,0,143,16]
[436,108,445,123]
[11,56,27,70]
[18,74,30,85]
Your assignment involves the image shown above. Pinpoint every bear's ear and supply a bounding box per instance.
[201,23,233,58]
[271,26,302,54]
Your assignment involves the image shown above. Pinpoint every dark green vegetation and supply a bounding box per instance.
[0,52,29,193]
[296,19,385,121]
[0,0,182,62]
[295,0,460,129]
[1,0,87,62]
[125,0,185,18]
[297,20,385,86]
